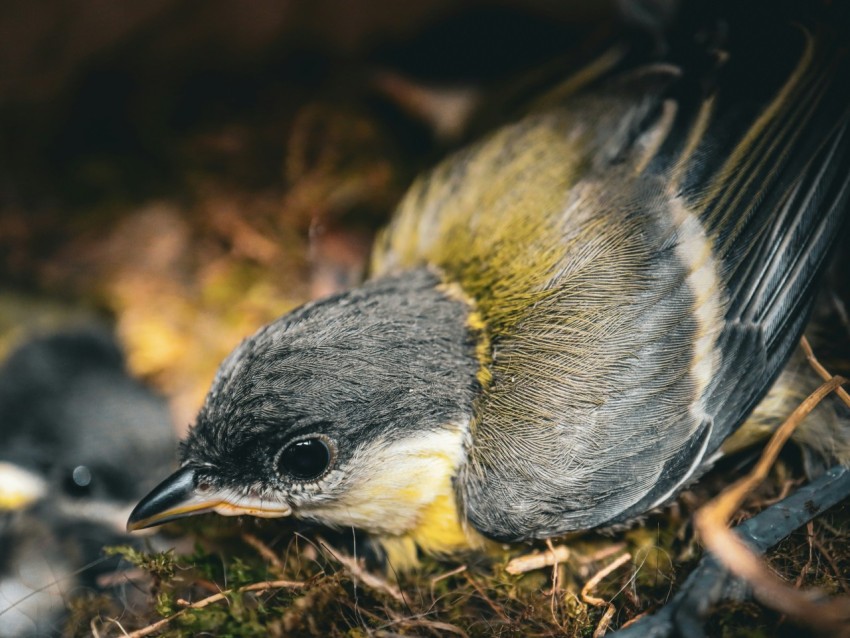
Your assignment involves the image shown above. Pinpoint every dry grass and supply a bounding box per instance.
[53,444,847,638]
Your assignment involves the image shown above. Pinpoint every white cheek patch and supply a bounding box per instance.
[293,424,468,535]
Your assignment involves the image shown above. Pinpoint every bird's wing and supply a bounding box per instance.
[373,17,850,541]
[609,20,850,526]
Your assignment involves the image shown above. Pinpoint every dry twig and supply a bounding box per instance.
[463,572,512,623]
[581,552,632,638]
[581,543,629,564]
[801,336,850,408]
[505,544,571,575]
[794,521,816,589]
[694,374,850,636]
[811,534,850,596]
[320,542,405,603]
[544,539,566,629]
[430,564,468,601]
[119,579,306,638]
[241,532,285,573]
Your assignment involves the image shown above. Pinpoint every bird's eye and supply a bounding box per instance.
[63,465,94,498]
[279,437,332,481]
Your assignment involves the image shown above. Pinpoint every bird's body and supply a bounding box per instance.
[129,6,850,570]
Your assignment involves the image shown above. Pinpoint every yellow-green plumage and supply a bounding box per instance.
[370,22,850,541]
[127,11,850,567]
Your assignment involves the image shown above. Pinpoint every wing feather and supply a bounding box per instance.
[372,18,849,540]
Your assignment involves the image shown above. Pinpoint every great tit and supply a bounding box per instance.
[0,328,177,637]
[128,6,850,570]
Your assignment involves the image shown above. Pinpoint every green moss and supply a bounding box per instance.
[104,545,179,581]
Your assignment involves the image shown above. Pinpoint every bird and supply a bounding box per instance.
[128,2,850,572]
[0,328,177,520]
[0,328,177,637]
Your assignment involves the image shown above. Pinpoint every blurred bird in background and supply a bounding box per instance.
[125,0,850,581]
[0,328,177,637]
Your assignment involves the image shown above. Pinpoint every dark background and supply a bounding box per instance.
[0,0,632,426]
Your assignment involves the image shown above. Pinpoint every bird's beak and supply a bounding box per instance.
[126,466,291,532]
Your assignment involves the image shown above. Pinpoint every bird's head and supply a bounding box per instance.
[127,270,484,543]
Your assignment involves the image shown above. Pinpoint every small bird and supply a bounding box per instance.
[0,328,177,518]
[128,4,850,570]
[0,328,177,637]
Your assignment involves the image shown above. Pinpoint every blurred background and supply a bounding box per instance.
[0,0,644,427]
[0,3,643,635]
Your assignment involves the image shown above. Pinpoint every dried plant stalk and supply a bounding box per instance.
[694,373,850,635]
